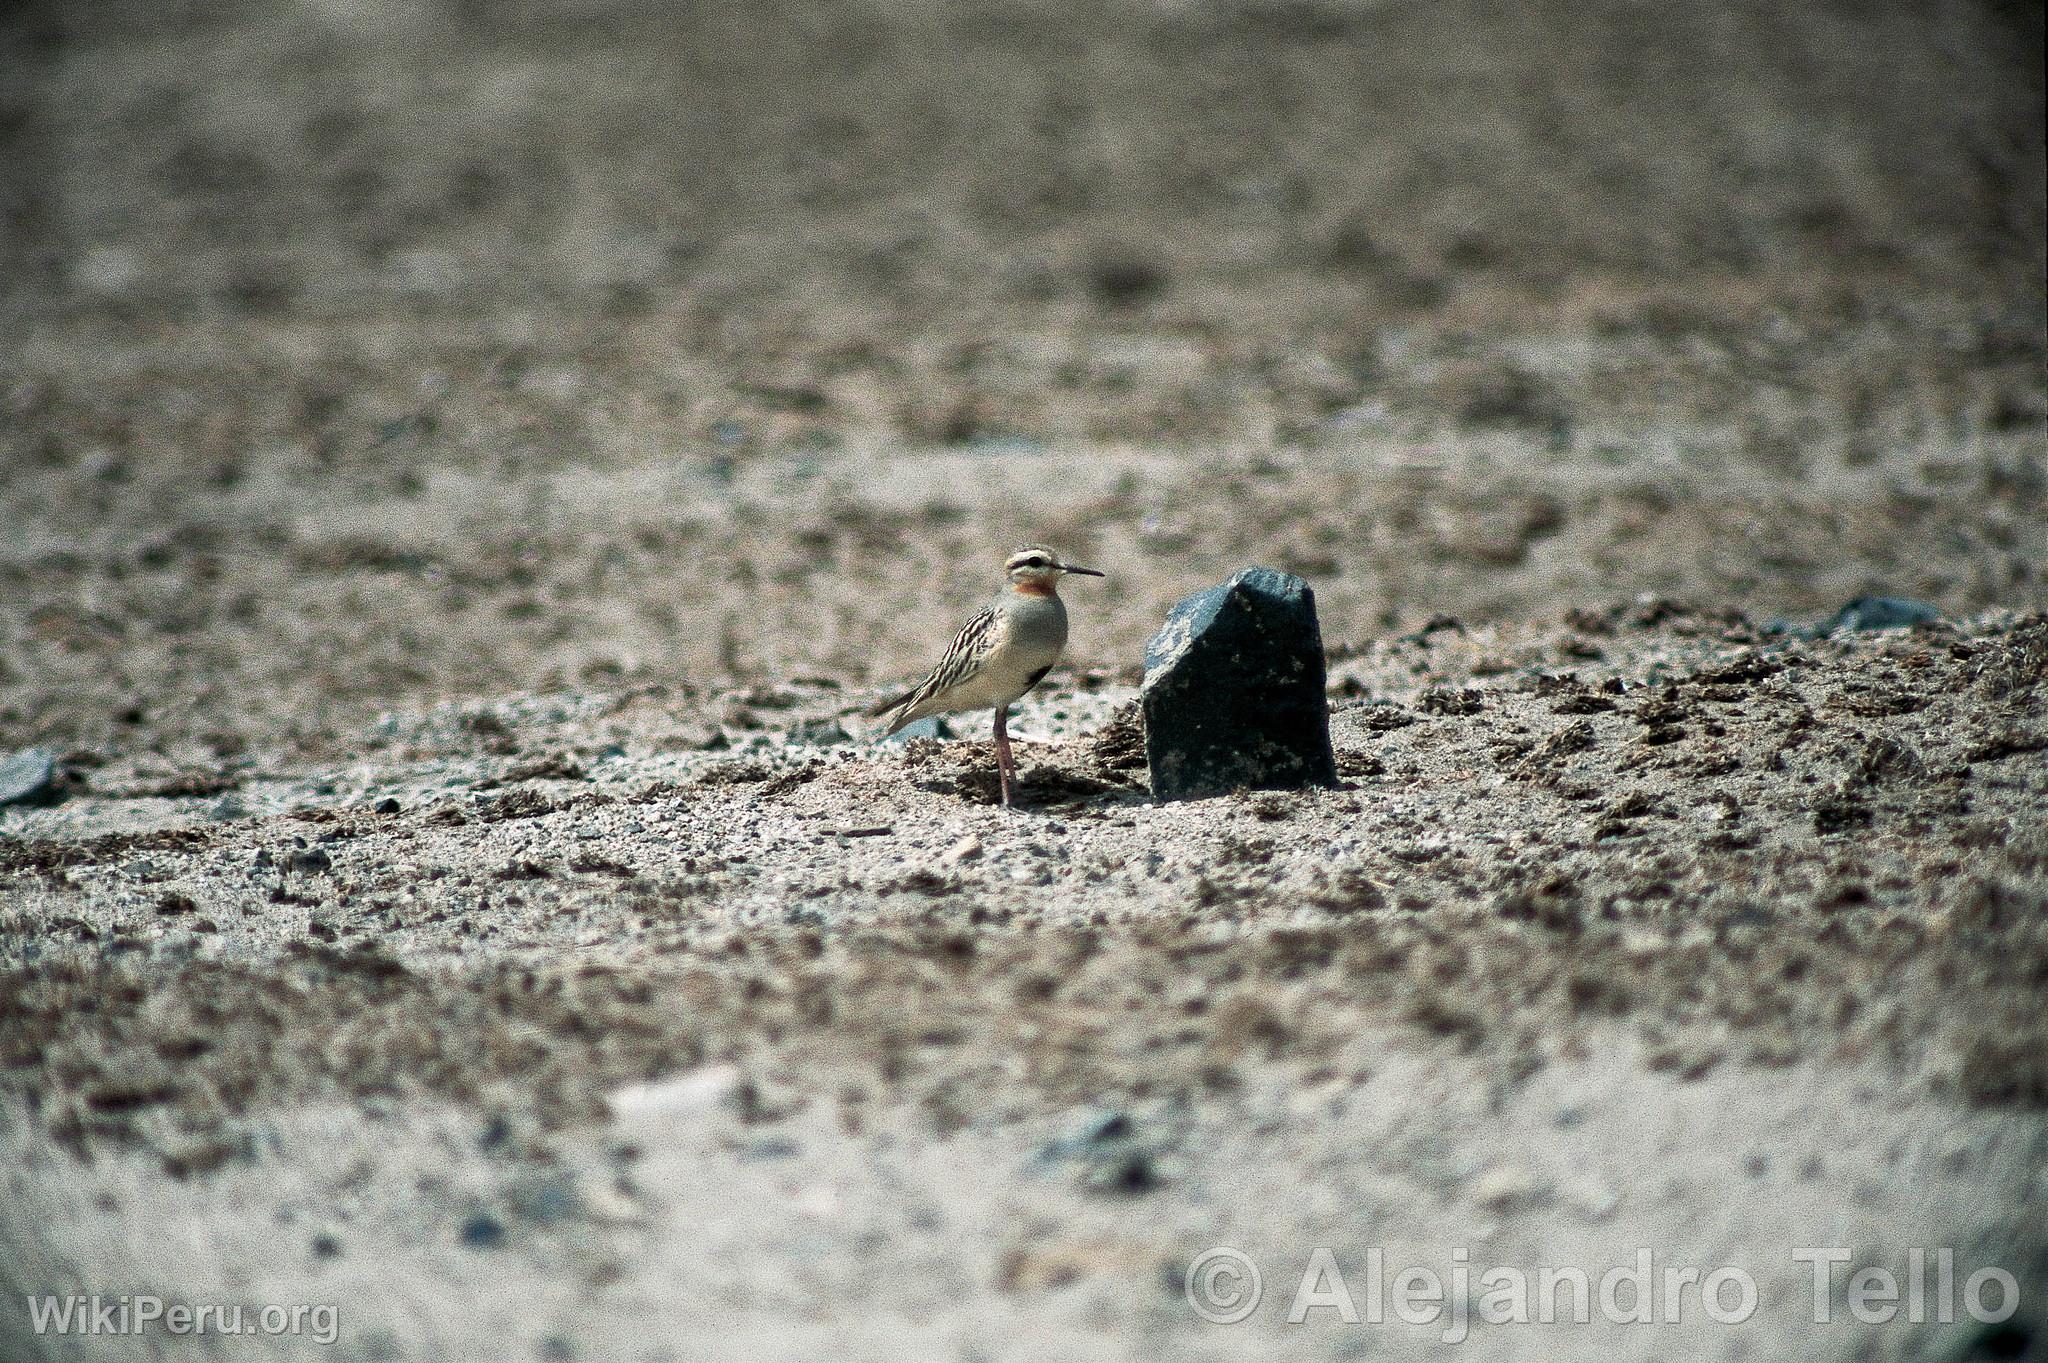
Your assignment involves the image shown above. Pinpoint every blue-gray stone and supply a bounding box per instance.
[508,1172,580,1225]
[880,715,955,745]
[0,748,59,807]
[458,1212,506,1248]
[1821,596,1941,634]
[791,717,851,747]
[1142,568,1338,800]
[1768,596,1945,640]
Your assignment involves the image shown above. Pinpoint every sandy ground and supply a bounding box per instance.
[2,0,2045,1359]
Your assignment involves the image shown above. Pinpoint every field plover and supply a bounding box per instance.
[870,546,1103,806]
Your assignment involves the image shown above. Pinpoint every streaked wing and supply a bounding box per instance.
[926,606,1001,694]
[873,605,999,723]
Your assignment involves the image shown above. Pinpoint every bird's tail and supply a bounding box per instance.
[866,688,918,733]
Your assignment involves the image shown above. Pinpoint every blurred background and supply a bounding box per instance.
[2,0,2042,753]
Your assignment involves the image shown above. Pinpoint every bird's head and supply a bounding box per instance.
[1004,545,1104,596]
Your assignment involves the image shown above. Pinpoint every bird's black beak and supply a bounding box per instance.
[1061,564,1105,577]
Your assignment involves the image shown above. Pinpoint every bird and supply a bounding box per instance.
[870,546,1104,807]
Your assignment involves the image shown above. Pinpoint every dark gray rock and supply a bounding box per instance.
[1032,1108,1170,1196]
[1142,568,1338,801]
[1032,1109,1134,1165]
[0,748,60,807]
[286,846,333,875]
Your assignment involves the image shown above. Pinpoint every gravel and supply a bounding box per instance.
[0,1,2041,1358]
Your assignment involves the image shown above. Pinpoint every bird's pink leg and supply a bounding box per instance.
[992,705,1015,807]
